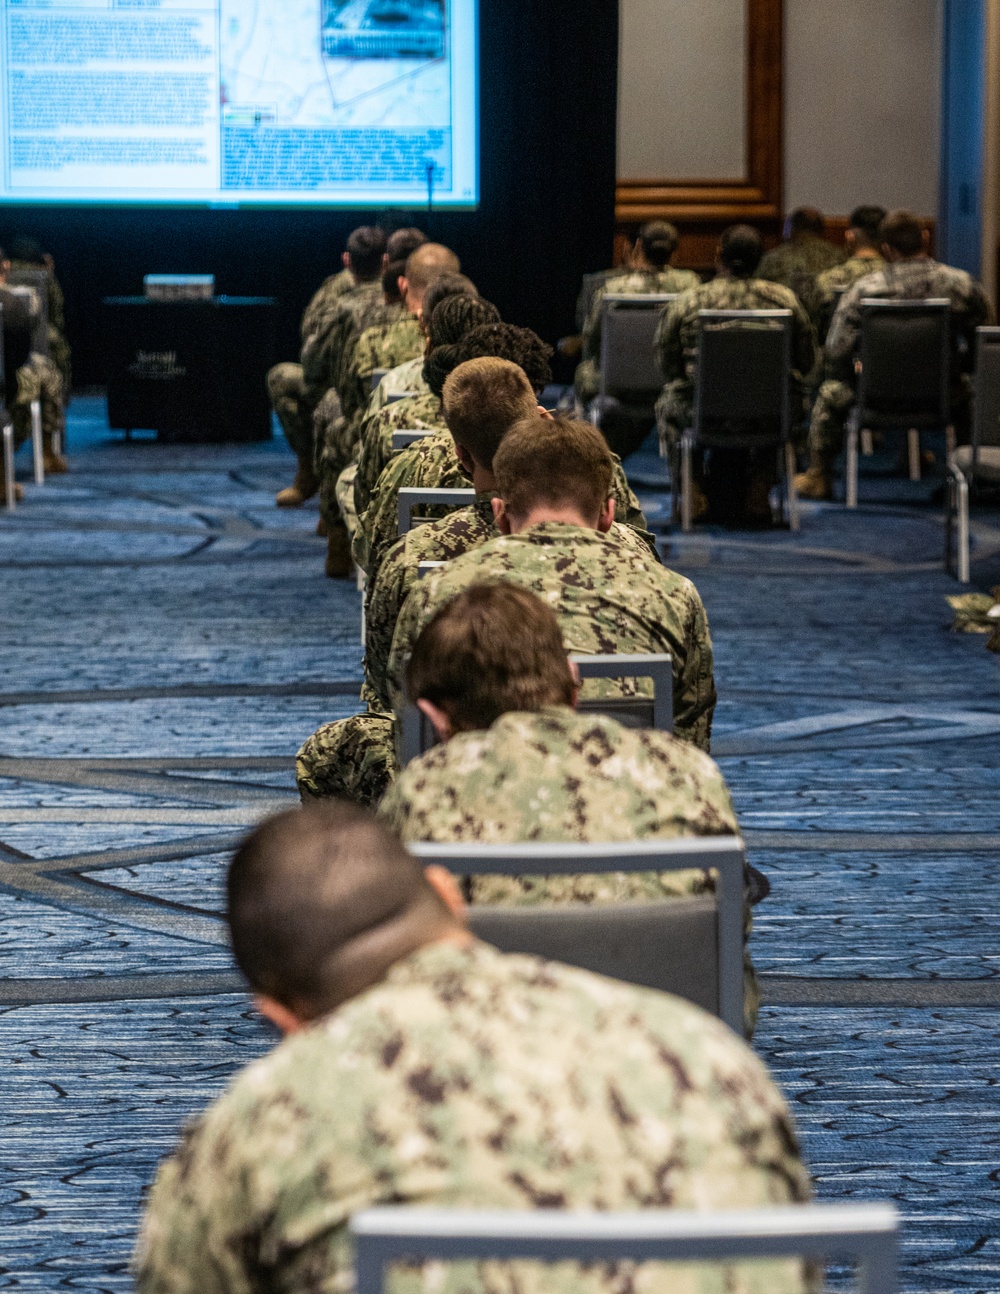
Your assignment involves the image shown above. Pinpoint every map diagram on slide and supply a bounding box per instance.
[220,0,451,131]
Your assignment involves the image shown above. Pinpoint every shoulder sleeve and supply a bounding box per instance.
[669,578,716,752]
[365,536,416,710]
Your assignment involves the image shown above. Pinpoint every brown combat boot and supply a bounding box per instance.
[793,467,833,500]
[0,472,23,504]
[43,450,68,474]
[324,521,353,578]
[276,464,318,508]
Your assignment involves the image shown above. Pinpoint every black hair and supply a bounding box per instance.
[345,226,388,280]
[719,225,764,278]
[637,220,679,267]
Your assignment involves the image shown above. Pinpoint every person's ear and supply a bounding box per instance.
[536,404,554,421]
[492,496,512,534]
[921,228,931,254]
[255,994,306,1036]
[568,657,581,709]
[398,275,409,304]
[342,251,351,270]
[424,864,467,918]
[454,442,476,476]
[597,496,615,532]
[416,698,454,743]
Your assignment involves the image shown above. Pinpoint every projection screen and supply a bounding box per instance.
[0,0,478,207]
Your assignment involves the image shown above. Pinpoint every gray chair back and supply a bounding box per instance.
[599,294,676,400]
[6,269,49,357]
[370,368,389,392]
[400,652,672,765]
[391,428,435,451]
[410,837,745,1031]
[693,310,792,444]
[857,299,951,428]
[972,326,1000,458]
[353,1203,899,1294]
[397,487,475,535]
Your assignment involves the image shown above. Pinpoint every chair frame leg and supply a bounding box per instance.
[30,399,44,485]
[956,470,970,584]
[846,424,859,509]
[907,428,921,482]
[860,429,874,456]
[2,424,15,509]
[681,434,693,533]
[785,442,800,531]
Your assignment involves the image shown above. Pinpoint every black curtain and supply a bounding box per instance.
[0,0,619,388]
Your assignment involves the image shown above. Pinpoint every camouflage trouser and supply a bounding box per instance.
[296,711,398,807]
[316,389,362,531]
[807,378,854,469]
[12,353,64,451]
[266,362,314,465]
[573,357,600,404]
[49,327,72,403]
[335,462,359,537]
[654,382,691,457]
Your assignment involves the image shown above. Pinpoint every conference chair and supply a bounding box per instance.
[675,309,796,533]
[592,293,676,460]
[400,652,673,766]
[6,269,51,359]
[397,486,475,535]
[946,325,1000,582]
[845,299,952,508]
[411,837,744,1031]
[353,1203,900,1294]
[0,300,45,491]
[370,368,388,392]
[391,428,435,451]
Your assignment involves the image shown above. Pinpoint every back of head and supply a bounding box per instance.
[637,220,679,267]
[386,227,427,262]
[426,321,552,399]
[848,205,887,248]
[228,802,452,1016]
[879,209,925,257]
[8,236,44,265]
[381,258,407,303]
[346,225,388,281]
[405,243,461,298]
[442,357,538,469]
[719,224,764,278]
[789,207,825,238]
[426,293,500,349]
[421,273,478,324]
[407,583,575,730]
[493,414,612,523]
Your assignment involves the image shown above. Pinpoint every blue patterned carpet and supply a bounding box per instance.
[1,400,999,1292]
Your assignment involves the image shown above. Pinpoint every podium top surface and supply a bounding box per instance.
[102,295,277,307]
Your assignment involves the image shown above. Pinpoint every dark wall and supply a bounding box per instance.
[0,0,619,388]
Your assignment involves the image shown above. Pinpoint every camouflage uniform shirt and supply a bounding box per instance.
[135,940,812,1294]
[342,313,424,430]
[756,236,844,317]
[583,266,701,361]
[388,522,716,750]
[380,705,737,904]
[301,280,385,406]
[300,267,355,341]
[355,390,447,523]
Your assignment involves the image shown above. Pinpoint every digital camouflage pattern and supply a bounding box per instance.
[388,521,716,751]
[10,260,71,396]
[809,257,995,466]
[947,588,1000,652]
[380,706,737,903]
[575,266,618,331]
[12,352,63,451]
[756,235,844,318]
[300,267,355,341]
[135,939,813,1294]
[296,709,397,805]
[654,277,818,453]
[313,388,356,527]
[335,461,360,536]
[266,362,313,463]
[810,254,885,340]
[367,353,428,417]
[575,266,702,402]
[341,313,424,429]
[354,390,447,522]
[301,280,384,408]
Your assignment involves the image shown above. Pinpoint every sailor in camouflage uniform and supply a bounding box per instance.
[379,581,760,1035]
[796,209,995,499]
[575,221,700,403]
[136,803,814,1294]
[808,205,886,342]
[9,237,72,415]
[756,206,844,318]
[0,257,65,480]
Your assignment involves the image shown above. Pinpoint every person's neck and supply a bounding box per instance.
[508,505,593,533]
[471,463,496,494]
[853,247,881,259]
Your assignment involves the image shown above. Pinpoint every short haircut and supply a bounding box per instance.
[638,220,679,267]
[879,209,925,257]
[493,414,613,521]
[719,224,764,278]
[405,243,461,295]
[789,207,825,237]
[228,802,444,1008]
[346,226,388,280]
[381,258,407,303]
[421,273,478,323]
[442,357,538,469]
[407,583,575,730]
[849,205,888,245]
[386,227,426,262]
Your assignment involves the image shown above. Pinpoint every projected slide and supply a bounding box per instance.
[0,0,477,207]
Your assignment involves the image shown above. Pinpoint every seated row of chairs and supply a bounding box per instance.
[0,300,46,509]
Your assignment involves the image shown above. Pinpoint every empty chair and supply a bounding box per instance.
[353,1202,899,1294]
[845,299,952,508]
[397,486,475,535]
[410,837,744,1030]
[400,651,673,764]
[677,309,797,532]
[947,327,1000,583]
[391,428,435,451]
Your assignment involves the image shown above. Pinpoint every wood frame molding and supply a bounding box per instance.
[615,0,783,224]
